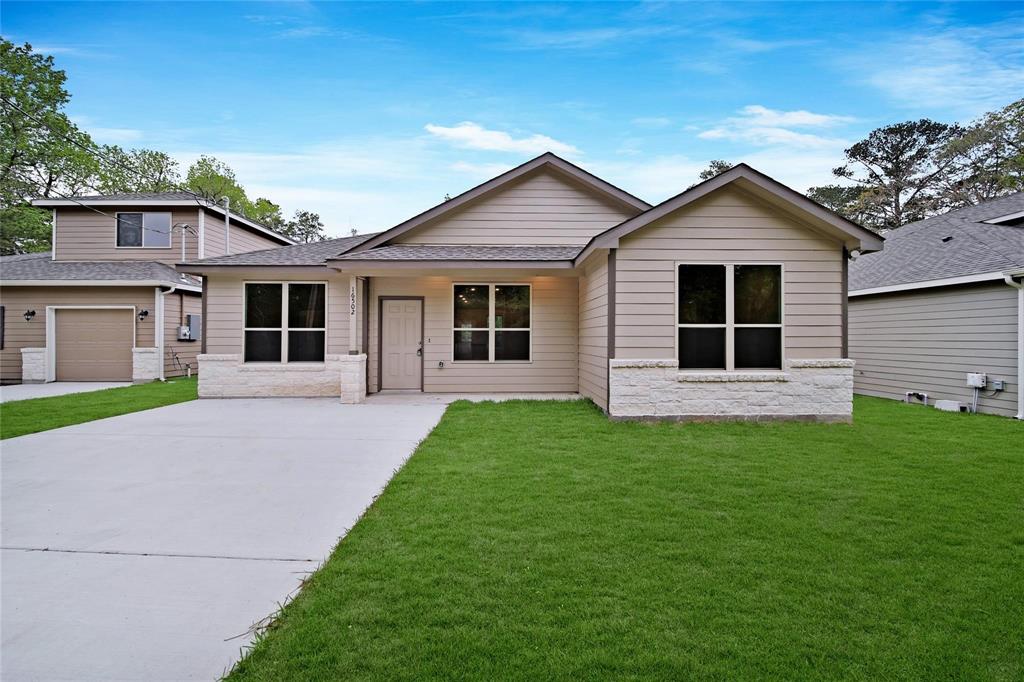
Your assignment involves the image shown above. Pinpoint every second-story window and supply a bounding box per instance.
[117,212,172,248]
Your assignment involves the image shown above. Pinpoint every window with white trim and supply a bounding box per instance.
[244,282,326,362]
[453,284,531,362]
[677,264,782,370]
[116,212,171,248]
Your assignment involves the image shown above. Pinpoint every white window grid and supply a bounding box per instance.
[243,281,328,363]
[452,283,532,363]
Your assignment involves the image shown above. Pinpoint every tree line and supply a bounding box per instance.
[1,39,327,255]
[698,97,1023,231]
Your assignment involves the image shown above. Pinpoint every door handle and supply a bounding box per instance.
[416,341,423,357]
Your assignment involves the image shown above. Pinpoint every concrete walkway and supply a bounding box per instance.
[1,398,446,681]
[0,381,132,403]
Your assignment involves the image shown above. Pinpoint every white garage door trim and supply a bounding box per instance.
[45,306,136,383]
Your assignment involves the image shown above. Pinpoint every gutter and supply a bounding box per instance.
[0,279,201,293]
[1003,271,1024,420]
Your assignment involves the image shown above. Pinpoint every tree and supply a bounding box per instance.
[249,197,286,230]
[831,119,963,229]
[95,146,180,194]
[692,159,733,187]
[184,155,251,213]
[282,209,327,243]
[1,39,99,254]
[806,184,876,226]
[939,98,1024,207]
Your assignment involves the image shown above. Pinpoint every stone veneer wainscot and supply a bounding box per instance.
[198,354,367,403]
[608,358,855,422]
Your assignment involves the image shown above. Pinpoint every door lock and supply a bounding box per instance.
[416,341,423,357]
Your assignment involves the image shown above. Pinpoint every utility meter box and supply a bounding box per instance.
[966,373,987,388]
[178,314,202,342]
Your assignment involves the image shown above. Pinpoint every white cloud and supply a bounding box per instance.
[738,105,854,128]
[697,104,853,149]
[424,121,579,155]
[844,20,1024,117]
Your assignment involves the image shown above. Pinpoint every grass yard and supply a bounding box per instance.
[0,377,197,439]
[229,396,1023,681]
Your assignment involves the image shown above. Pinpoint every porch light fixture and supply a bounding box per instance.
[138,309,149,321]
[23,309,36,321]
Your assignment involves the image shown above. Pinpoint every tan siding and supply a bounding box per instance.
[201,211,282,257]
[163,291,202,377]
[0,286,158,383]
[367,275,578,393]
[204,274,353,356]
[578,252,608,410]
[397,170,633,246]
[54,207,201,264]
[614,186,844,360]
[849,283,1020,417]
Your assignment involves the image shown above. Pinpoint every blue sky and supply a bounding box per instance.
[4,1,1022,235]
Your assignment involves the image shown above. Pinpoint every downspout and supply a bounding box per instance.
[223,197,231,255]
[1004,273,1024,420]
[157,284,179,382]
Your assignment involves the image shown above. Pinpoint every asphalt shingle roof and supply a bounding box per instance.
[58,191,201,201]
[180,233,376,267]
[0,252,200,286]
[849,193,1024,291]
[330,244,583,261]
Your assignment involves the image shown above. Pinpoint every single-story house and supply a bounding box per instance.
[179,153,882,421]
[0,193,292,384]
[849,193,1024,418]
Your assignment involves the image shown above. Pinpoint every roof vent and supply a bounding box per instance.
[941,236,954,243]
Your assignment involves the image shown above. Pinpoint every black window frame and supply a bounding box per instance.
[676,263,783,371]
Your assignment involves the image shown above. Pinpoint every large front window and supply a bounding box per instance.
[453,284,531,362]
[116,212,171,248]
[677,264,782,370]
[244,282,326,362]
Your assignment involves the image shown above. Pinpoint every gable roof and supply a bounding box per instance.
[344,152,651,255]
[33,192,295,245]
[849,192,1024,294]
[1,251,201,290]
[576,163,884,264]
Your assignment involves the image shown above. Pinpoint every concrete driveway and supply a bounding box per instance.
[0,381,132,403]
[1,398,446,681]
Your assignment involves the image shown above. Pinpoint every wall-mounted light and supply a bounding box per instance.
[138,309,149,321]
[23,309,36,322]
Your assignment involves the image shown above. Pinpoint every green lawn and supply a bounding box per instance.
[228,396,1022,681]
[0,377,197,439]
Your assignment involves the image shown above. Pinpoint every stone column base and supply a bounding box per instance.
[197,353,367,401]
[609,358,855,422]
[132,347,160,383]
[21,347,46,383]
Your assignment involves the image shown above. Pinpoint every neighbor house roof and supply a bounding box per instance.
[346,152,651,255]
[849,192,1024,294]
[0,252,201,290]
[178,233,375,270]
[32,192,295,245]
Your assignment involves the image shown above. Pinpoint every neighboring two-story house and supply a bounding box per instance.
[0,193,292,384]
[179,154,883,421]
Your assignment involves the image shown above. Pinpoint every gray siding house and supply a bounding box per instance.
[0,194,291,384]
[849,193,1024,418]
[180,153,882,421]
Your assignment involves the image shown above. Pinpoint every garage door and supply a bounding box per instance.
[55,309,134,381]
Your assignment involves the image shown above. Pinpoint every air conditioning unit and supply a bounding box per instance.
[966,373,987,388]
[178,314,202,342]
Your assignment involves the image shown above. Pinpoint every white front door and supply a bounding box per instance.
[381,299,422,390]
